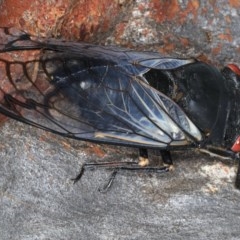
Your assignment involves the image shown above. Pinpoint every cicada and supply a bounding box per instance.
[0,28,240,191]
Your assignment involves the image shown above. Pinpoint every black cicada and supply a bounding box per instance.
[1,28,240,191]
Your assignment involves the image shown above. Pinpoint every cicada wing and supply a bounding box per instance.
[0,29,202,148]
[0,28,196,74]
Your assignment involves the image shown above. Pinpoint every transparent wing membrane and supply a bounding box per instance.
[0,28,202,149]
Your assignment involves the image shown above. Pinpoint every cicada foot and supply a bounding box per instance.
[138,148,174,171]
[71,166,85,184]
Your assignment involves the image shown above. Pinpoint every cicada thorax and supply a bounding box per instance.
[144,61,231,149]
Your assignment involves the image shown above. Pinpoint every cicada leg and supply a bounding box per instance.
[72,148,171,192]
[138,148,149,166]
[72,161,139,192]
[160,150,174,170]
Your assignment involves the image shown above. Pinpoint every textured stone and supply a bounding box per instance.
[1,1,240,239]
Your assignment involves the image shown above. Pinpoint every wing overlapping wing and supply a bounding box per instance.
[0,28,202,148]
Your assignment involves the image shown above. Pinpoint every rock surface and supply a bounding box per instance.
[1,1,240,239]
